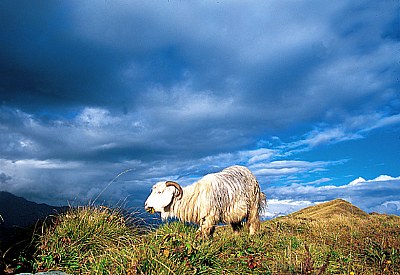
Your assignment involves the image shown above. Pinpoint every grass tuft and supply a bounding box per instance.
[34,206,141,274]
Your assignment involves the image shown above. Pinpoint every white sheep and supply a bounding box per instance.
[144,165,266,237]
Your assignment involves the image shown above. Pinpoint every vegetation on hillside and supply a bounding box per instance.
[287,199,369,220]
[4,200,400,274]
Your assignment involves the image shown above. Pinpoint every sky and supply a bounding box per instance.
[0,0,399,218]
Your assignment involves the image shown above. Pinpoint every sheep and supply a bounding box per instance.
[144,165,266,237]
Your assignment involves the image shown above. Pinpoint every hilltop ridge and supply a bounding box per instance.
[287,198,369,220]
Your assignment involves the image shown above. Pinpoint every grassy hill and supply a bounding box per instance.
[3,199,400,274]
[287,198,369,220]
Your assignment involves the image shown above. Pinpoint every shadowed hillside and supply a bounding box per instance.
[0,191,66,228]
[288,198,369,220]
[0,192,68,273]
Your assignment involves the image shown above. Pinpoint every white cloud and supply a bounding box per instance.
[263,199,314,219]
[249,160,337,179]
[142,83,237,122]
[303,178,332,186]
[13,159,81,170]
[279,111,400,155]
[348,177,366,186]
[303,128,362,148]
[361,114,400,133]
[372,175,399,182]
[245,148,276,164]
[76,107,117,128]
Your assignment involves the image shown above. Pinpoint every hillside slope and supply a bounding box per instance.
[1,198,399,274]
[0,191,65,228]
[32,200,400,275]
[287,198,369,220]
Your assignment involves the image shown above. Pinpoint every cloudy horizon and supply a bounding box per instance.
[1,1,399,217]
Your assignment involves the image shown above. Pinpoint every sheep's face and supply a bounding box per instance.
[144,182,177,214]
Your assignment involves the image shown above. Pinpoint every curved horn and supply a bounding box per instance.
[166,181,183,200]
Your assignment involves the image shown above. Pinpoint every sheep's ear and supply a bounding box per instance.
[166,181,183,200]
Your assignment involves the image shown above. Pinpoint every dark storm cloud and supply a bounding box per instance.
[0,1,135,111]
[1,1,398,119]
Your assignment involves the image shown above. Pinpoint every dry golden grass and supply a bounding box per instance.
[287,199,369,220]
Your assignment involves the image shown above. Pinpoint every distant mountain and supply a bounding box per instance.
[287,199,369,220]
[0,191,66,228]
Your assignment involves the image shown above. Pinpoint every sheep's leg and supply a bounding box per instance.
[248,220,260,235]
[247,207,261,235]
[230,222,243,234]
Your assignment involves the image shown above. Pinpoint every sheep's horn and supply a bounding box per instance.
[166,181,183,200]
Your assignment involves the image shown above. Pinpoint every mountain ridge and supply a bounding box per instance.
[0,191,66,228]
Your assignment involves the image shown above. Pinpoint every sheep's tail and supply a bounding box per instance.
[258,191,267,215]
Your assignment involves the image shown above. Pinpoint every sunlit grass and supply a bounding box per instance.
[32,204,400,274]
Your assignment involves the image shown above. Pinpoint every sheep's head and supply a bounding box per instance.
[144,181,183,214]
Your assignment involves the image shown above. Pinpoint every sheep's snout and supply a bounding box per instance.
[144,202,155,214]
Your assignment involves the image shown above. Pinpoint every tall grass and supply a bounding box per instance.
[35,206,141,274]
[33,206,400,274]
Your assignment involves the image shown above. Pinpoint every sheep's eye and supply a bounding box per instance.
[157,191,162,194]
